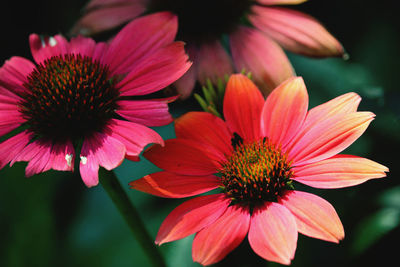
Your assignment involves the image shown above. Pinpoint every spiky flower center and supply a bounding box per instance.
[20,54,119,142]
[220,135,293,206]
[149,0,253,44]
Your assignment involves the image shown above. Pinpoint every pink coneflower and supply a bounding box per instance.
[0,12,191,187]
[130,74,388,265]
[73,0,344,98]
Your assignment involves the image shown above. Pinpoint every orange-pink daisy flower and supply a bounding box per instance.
[0,12,191,187]
[73,0,344,98]
[130,74,388,265]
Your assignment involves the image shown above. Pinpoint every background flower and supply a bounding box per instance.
[130,74,387,265]
[0,12,191,187]
[72,0,344,98]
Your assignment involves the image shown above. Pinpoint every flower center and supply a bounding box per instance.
[149,0,253,44]
[220,135,294,206]
[20,54,119,142]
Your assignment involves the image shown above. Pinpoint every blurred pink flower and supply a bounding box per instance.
[0,12,191,187]
[130,74,387,265]
[73,0,344,98]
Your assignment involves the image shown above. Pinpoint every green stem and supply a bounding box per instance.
[99,169,166,267]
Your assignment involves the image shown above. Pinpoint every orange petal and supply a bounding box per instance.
[280,191,344,242]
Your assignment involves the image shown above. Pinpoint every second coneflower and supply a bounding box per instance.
[73,0,345,98]
[130,74,388,265]
[0,12,191,187]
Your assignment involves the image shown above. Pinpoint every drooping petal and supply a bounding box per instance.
[174,45,198,99]
[230,27,294,95]
[130,171,220,198]
[288,112,375,166]
[0,56,35,96]
[250,6,344,57]
[108,119,163,161]
[0,131,31,169]
[118,42,191,96]
[293,154,388,188]
[86,0,142,10]
[144,139,221,175]
[0,95,25,136]
[29,34,69,64]
[223,74,265,141]
[71,3,145,36]
[116,96,176,127]
[45,141,75,172]
[192,204,250,266]
[156,194,230,245]
[79,132,126,187]
[196,41,233,85]
[105,12,178,75]
[261,77,308,147]
[257,0,308,4]
[248,202,297,265]
[175,111,232,158]
[280,191,344,243]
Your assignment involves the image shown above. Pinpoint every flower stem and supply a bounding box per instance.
[99,169,166,267]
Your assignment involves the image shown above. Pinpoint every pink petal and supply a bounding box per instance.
[116,96,176,127]
[129,171,220,198]
[261,77,308,147]
[117,42,191,96]
[0,56,35,96]
[257,0,307,4]
[173,45,198,99]
[29,34,69,64]
[108,119,163,161]
[192,204,250,265]
[105,12,178,75]
[86,0,141,10]
[230,27,294,95]
[68,35,96,58]
[79,132,126,187]
[196,41,233,85]
[293,154,388,188]
[45,141,75,172]
[223,74,265,141]
[250,6,344,57]
[248,202,297,265]
[0,131,31,169]
[144,139,221,176]
[175,111,233,158]
[156,194,230,245]
[71,3,145,35]
[280,190,344,243]
[0,94,25,136]
[288,112,375,166]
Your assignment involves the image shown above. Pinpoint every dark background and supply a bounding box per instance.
[1,1,399,266]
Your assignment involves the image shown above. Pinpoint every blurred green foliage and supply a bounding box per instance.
[1,0,399,266]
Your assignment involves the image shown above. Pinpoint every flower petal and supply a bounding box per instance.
[288,112,375,166]
[156,194,230,245]
[71,3,145,36]
[129,171,220,198]
[248,202,297,265]
[261,77,308,147]
[105,12,178,75]
[192,204,250,266]
[29,34,69,64]
[175,111,232,158]
[144,139,221,175]
[293,154,388,188]
[174,45,198,99]
[230,27,294,95]
[223,74,265,141]
[108,119,163,161]
[196,41,233,85]
[0,95,25,136]
[250,6,344,57]
[116,96,176,127]
[280,190,344,243]
[0,56,35,96]
[0,131,31,169]
[79,132,126,187]
[118,42,191,96]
